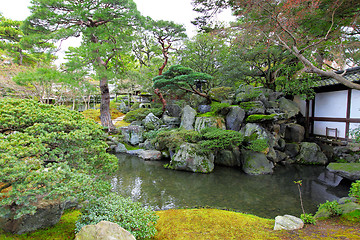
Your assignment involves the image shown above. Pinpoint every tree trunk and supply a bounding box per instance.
[154,88,167,112]
[100,77,115,131]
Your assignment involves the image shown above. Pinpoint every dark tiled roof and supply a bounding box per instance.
[314,66,360,88]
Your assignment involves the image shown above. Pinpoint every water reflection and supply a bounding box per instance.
[112,154,351,218]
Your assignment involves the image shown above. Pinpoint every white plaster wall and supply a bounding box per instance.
[350,90,360,118]
[314,91,347,118]
[313,121,346,138]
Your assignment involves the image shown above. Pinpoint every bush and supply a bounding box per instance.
[209,87,233,102]
[0,98,117,219]
[124,108,162,123]
[75,193,158,239]
[200,128,244,152]
[210,102,230,114]
[318,200,342,216]
[300,213,316,225]
[350,127,360,143]
[349,180,360,202]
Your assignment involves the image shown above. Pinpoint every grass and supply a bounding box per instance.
[1,209,359,240]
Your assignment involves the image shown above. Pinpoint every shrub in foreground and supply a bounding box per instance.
[76,193,158,239]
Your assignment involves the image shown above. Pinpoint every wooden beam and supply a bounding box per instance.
[345,89,352,139]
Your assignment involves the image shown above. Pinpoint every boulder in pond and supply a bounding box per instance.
[180,105,197,130]
[114,142,127,153]
[274,215,304,231]
[169,143,214,173]
[121,125,144,145]
[284,143,300,158]
[139,150,162,161]
[194,116,226,132]
[225,106,245,131]
[215,148,241,167]
[75,221,135,240]
[241,150,274,175]
[0,199,64,234]
[327,163,360,180]
[296,142,328,165]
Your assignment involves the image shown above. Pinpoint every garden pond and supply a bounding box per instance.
[112,154,352,218]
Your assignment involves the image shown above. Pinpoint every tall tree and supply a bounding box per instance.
[25,0,142,130]
[193,0,360,90]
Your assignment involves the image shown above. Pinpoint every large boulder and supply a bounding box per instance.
[241,123,276,147]
[165,104,182,117]
[75,221,135,240]
[226,106,245,131]
[274,215,304,231]
[278,97,300,118]
[194,117,226,132]
[180,105,197,130]
[327,163,360,180]
[198,105,211,114]
[169,143,214,173]
[121,125,144,145]
[296,142,328,165]
[246,101,266,115]
[114,142,127,153]
[284,123,305,143]
[215,148,241,167]
[0,200,64,234]
[139,150,162,161]
[241,150,274,175]
[162,114,181,129]
[143,113,162,130]
[284,143,300,158]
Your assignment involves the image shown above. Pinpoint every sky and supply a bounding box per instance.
[0,0,234,64]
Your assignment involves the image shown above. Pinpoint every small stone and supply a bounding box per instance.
[274,215,304,231]
[75,221,135,240]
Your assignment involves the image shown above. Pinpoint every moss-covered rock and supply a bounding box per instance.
[327,163,360,180]
[168,143,214,173]
[296,142,328,165]
[241,150,274,175]
[245,114,280,123]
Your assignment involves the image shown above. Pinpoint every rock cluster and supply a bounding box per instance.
[116,86,331,175]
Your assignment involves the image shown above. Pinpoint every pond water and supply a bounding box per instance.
[111,154,352,218]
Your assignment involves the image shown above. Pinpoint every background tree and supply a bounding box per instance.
[0,14,55,66]
[193,0,360,90]
[178,32,228,86]
[25,0,142,130]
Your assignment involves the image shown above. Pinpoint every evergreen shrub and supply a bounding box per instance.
[75,193,158,239]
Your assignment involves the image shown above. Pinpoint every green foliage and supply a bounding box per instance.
[209,87,233,101]
[349,180,360,202]
[200,128,244,152]
[154,128,202,151]
[318,200,343,216]
[246,114,278,123]
[153,65,213,100]
[124,108,162,123]
[75,193,158,239]
[300,213,316,225]
[0,98,117,219]
[245,138,269,152]
[239,102,257,110]
[350,127,360,143]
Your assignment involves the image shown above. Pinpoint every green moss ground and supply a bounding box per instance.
[1,209,359,240]
[327,163,360,172]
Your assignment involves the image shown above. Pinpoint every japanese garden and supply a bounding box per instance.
[0,0,360,239]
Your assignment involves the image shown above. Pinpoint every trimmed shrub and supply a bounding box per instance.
[200,127,244,152]
[75,193,158,239]
[318,200,342,216]
[349,180,360,202]
[124,108,162,123]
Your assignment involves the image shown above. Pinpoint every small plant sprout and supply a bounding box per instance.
[294,180,316,224]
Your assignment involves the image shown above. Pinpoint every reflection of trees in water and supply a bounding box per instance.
[111,154,350,218]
